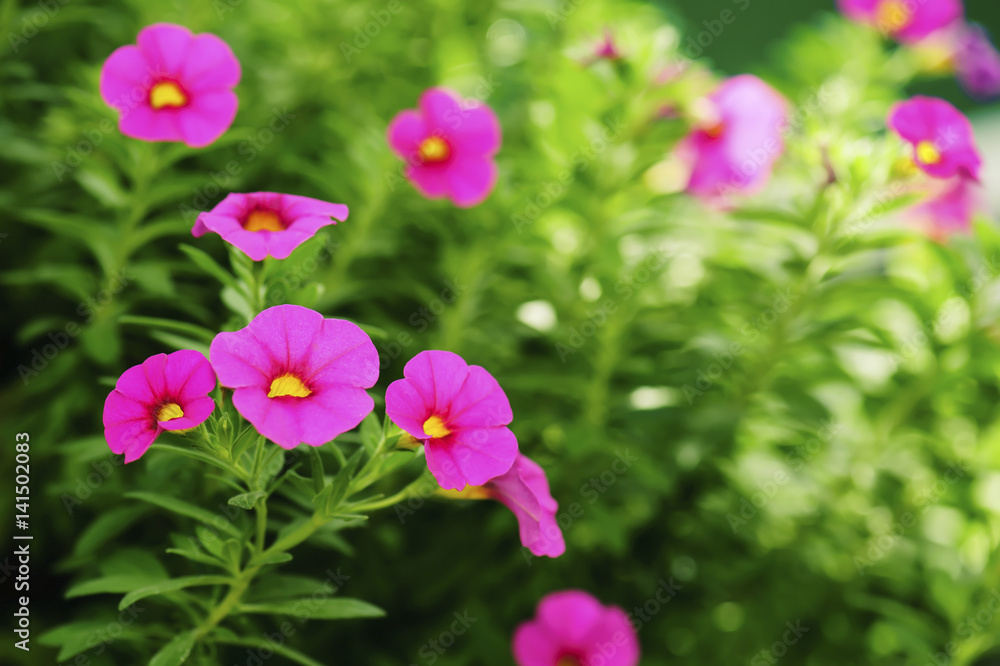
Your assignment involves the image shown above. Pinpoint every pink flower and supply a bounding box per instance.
[910,176,983,237]
[888,96,982,180]
[386,88,501,208]
[513,590,640,666]
[680,75,788,202]
[100,23,240,148]
[209,305,379,449]
[385,350,517,489]
[593,28,622,60]
[192,192,349,261]
[836,0,963,43]
[954,24,1000,99]
[103,350,216,463]
[440,454,565,557]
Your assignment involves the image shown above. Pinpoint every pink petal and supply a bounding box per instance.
[118,104,184,143]
[303,318,380,389]
[583,607,640,666]
[137,23,194,76]
[448,103,501,157]
[112,363,158,405]
[176,90,239,148]
[445,157,498,207]
[105,421,159,463]
[103,390,151,428]
[536,591,606,646]
[179,33,241,92]
[402,350,470,414]
[385,378,433,437]
[232,387,303,449]
[406,163,451,198]
[211,330,279,389]
[164,349,216,401]
[427,425,517,489]
[488,455,565,557]
[100,45,152,111]
[280,194,350,221]
[387,109,429,159]
[512,622,562,666]
[419,88,463,132]
[263,230,317,260]
[160,396,215,431]
[448,365,513,428]
[295,385,376,445]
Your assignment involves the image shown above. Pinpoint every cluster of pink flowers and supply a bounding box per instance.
[837,0,1000,99]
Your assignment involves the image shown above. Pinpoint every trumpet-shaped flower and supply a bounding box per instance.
[385,350,517,489]
[837,0,962,43]
[103,350,216,463]
[387,88,501,207]
[100,23,240,148]
[209,305,378,449]
[192,192,349,260]
[513,591,640,666]
[679,74,788,202]
[888,96,982,180]
[439,454,565,557]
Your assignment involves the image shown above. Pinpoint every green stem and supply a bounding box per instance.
[350,475,430,513]
[309,446,326,494]
[255,499,267,555]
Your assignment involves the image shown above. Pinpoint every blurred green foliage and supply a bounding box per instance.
[3,0,1000,664]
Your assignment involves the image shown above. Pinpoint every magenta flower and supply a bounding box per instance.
[679,75,788,202]
[954,24,1000,100]
[192,192,349,261]
[888,96,982,181]
[100,23,240,148]
[385,350,517,489]
[442,454,565,557]
[103,350,216,463]
[209,305,378,449]
[836,0,962,43]
[593,28,622,61]
[386,88,501,208]
[513,591,640,666]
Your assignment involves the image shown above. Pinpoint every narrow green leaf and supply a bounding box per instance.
[118,575,231,611]
[326,448,364,514]
[119,315,216,343]
[165,547,229,569]
[209,635,324,666]
[148,443,238,475]
[125,491,242,538]
[227,491,266,510]
[236,597,385,620]
[72,505,150,558]
[149,630,197,666]
[67,574,163,598]
[252,551,293,566]
[178,244,240,290]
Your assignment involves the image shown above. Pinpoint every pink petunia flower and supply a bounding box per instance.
[386,88,501,208]
[954,24,1000,100]
[439,453,565,557]
[513,590,640,666]
[192,192,349,261]
[888,96,982,181]
[593,28,622,61]
[103,350,216,463]
[385,350,517,489]
[836,0,963,43]
[100,23,240,148]
[679,74,788,202]
[209,305,379,449]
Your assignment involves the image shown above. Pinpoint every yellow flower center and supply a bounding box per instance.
[156,402,184,422]
[916,141,942,165]
[268,373,312,398]
[149,81,188,109]
[691,98,724,138]
[418,136,451,163]
[435,486,494,500]
[243,210,285,232]
[877,0,911,32]
[423,414,451,438]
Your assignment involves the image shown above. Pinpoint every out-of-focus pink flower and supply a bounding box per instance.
[387,88,501,207]
[210,305,378,449]
[836,0,963,43]
[594,28,622,60]
[888,96,982,180]
[385,350,517,490]
[513,590,640,666]
[679,74,788,202]
[954,24,1000,99]
[192,192,348,261]
[440,454,565,557]
[100,23,240,148]
[103,350,216,463]
[910,176,983,237]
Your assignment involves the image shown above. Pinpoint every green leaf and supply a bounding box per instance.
[125,491,242,538]
[165,546,230,570]
[149,330,210,356]
[209,635,324,666]
[67,574,164,598]
[247,574,337,602]
[76,168,128,208]
[72,505,150,558]
[326,448,364,514]
[228,490,267,510]
[149,443,240,476]
[252,551,293,566]
[359,412,381,453]
[39,621,116,661]
[118,575,232,610]
[236,597,385,620]
[149,630,197,666]
[178,243,240,290]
